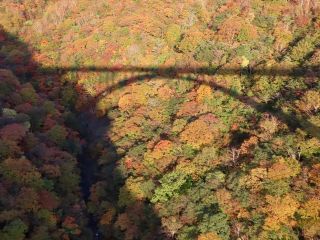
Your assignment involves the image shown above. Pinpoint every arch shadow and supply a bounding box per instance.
[41,63,320,140]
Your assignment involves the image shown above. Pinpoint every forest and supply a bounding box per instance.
[0,0,320,239]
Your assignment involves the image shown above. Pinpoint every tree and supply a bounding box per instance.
[118,177,154,207]
[46,124,68,145]
[38,190,59,210]
[258,116,280,141]
[100,207,116,226]
[308,163,320,185]
[0,123,28,141]
[151,171,192,203]
[176,28,204,53]
[198,212,230,240]
[197,232,222,240]
[165,24,181,47]
[262,194,299,231]
[62,216,81,236]
[180,114,223,149]
[176,146,221,180]
[20,84,38,104]
[196,85,214,103]
[162,216,184,238]
[216,188,249,219]
[143,140,177,173]
[16,187,39,212]
[267,157,301,180]
[297,198,320,238]
[194,41,215,63]
[297,90,320,114]
[0,219,28,240]
[0,157,42,187]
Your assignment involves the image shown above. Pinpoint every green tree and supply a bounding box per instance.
[47,125,68,145]
[198,213,230,240]
[151,171,192,203]
[0,219,28,240]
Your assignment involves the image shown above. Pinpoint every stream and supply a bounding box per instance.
[77,111,111,239]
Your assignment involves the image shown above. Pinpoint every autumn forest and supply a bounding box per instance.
[0,0,320,239]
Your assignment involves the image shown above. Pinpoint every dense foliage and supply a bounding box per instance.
[1,0,320,239]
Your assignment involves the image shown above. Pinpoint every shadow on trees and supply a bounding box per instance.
[43,64,320,141]
[1,26,320,240]
[0,27,163,239]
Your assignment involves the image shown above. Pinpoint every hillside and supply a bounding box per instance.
[0,0,320,239]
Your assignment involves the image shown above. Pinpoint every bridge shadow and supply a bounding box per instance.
[43,64,320,77]
[41,63,320,140]
[1,25,320,240]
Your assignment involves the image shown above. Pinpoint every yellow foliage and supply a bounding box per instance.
[216,188,250,219]
[301,220,320,239]
[103,19,116,35]
[118,84,155,111]
[175,159,209,180]
[180,119,214,148]
[258,116,280,140]
[196,84,213,103]
[118,93,146,111]
[118,177,148,207]
[165,24,181,46]
[180,114,222,149]
[263,194,299,231]
[197,232,222,240]
[309,163,320,185]
[100,207,116,225]
[299,137,320,158]
[110,114,145,144]
[297,90,320,113]
[96,97,112,116]
[273,24,293,50]
[267,157,301,180]
[176,27,204,53]
[144,106,170,123]
[171,119,188,134]
[239,136,258,155]
[157,85,175,100]
[299,198,320,219]
[125,177,146,200]
[240,167,267,193]
[241,56,250,68]
[144,140,177,172]
[216,16,243,43]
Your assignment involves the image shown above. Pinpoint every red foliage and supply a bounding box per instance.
[0,123,28,141]
[177,101,202,117]
[102,43,118,63]
[199,113,218,124]
[15,102,33,113]
[39,190,59,210]
[62,216,81,235]
[43,115,57,131]
[0,32,6,41]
